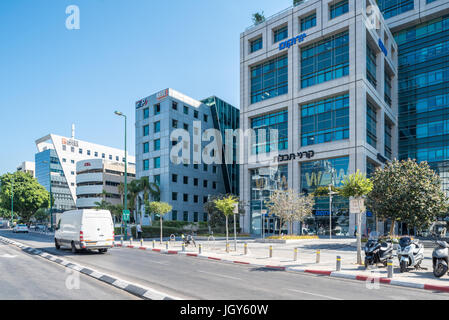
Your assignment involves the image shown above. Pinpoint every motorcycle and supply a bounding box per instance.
[432,237,449,278]
[364,233,394,269]
[397,237,425,273]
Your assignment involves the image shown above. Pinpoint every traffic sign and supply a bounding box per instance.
[122,210,130,222]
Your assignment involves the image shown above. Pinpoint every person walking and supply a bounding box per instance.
[136,224,143,239]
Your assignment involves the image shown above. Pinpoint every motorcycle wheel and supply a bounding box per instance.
[433,260,448,278]
[400,260,408,273]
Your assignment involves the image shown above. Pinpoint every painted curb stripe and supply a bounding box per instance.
[424,284,449,293]
[138,247,146,250]
[305,270,332,276]
[265,266,286,270]
[208,257,221,261]
[186,253,198,257]
[233,261,250,265]
[167,251,178,254]
[152,249,161,252]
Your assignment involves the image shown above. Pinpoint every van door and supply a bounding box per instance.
[82,215,113,246]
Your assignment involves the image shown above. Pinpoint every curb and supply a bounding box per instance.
[115,243,449,294]
[0,236,182,300]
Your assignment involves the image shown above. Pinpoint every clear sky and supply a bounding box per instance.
[0,0,293,174]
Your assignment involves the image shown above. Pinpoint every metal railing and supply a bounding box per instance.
[245,0,310,32]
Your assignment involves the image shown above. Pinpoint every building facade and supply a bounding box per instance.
[240,0,399,236]
[17,161,35,178]
[35,132,135,214]
[76,159,136,209]
[376,0,449,198]
[135,89,239,224]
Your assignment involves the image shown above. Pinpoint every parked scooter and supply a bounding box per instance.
[432,236,449,278]
[397,237,425,273]
[364,232,394,269]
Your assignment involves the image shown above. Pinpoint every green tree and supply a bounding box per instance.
[338,170,373,265]
[367,159,448,236]
[252,12,265,25]
[34,208,49,223]
[213,195,238,250]
[0,172,49,223]
[146,201,172,243]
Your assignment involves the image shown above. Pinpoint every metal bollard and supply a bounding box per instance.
[244,243,248,255]
[294,248,298,261]
[316,250,321,263]
[199,244,202,254]
[130,237,133,245]
[166,242,169,250]
[269,245,273,258]
[226,243,230,253]
[140,238,143,247]
[120,236,123,247]
[182,243,185,252]
[152,240,155,248]
[336,256,341,271]
[387,259,393,278]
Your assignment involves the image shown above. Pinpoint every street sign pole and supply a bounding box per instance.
[11,177,14,224]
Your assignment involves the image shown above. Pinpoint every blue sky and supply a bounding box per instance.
[0,0,292,174]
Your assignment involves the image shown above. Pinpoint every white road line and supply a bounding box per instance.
[197,270,242,281]
[287,288,343,300]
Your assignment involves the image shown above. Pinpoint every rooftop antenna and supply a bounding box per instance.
[71,124,75,139]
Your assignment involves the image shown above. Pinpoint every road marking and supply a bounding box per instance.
[197,270,242,281]
[287,288,343,300]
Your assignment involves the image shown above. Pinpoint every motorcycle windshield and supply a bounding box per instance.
[368,231,380,241]
[399,237,411,248]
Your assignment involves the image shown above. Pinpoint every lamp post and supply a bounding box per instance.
[114,111,128,240]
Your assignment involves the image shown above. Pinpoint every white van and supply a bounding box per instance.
[55,209,114,253]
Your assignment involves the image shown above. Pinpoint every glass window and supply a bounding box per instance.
[143,159,149,171]
[172,192,178,201]
[143,142,149,153]
[172,102,178,110]
[154,175,160,186]
[251,109,288,153]
[250,37,263,53]
[385,121,392,159]
[273,25,288,43]
[301,12,316,31]
[329,0,348,19]
[172,119,178,128]
[194,212,198,222]
[367,101,377,148]
[154,121,160,133]
[194,110,199,118]
[154,157,160,169]
[183,211,189,222]
[154,139,160,151]
[251,54,288,103]
[183,106,189,115]
[143,125,149,136]
[172,210,178,221]
[301,31,349,88]
[183,176,188,184]
[143,108,149,119]
[154,104,160,115]
[366,44,377,87]
[377,0,414,20]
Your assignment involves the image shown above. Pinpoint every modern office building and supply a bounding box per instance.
[35,129,135,215]
[376,0,449,198]
[135,88,239,224]
[76,159,136,209]
[17,161,35,178]
[240,0,399,236]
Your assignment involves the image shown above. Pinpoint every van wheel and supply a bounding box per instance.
[55,239,60,250]
[71,242,78,254]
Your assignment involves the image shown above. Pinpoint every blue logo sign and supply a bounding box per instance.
[279,33,307,51]
[378,39,388,56]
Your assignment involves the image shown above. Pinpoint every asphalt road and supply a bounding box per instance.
[1,230,448,300]
[0,239,138,300]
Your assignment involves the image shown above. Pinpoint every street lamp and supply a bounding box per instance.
[114,111,128,240]
[10,177,14,225]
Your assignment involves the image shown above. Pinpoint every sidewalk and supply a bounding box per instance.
[116,238,449,292]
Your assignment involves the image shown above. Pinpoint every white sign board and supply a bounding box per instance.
[350,198,365,214]
[233,203,239,214]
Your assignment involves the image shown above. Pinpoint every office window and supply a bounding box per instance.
[213,182,217,189]
[250,37,263,53]
[87,150,91,156]
[384,71,392,107]
[183,123,189,131]
[194,178,198,186]
[329,0,348,19]
[367,101,377,148]
[95,152,98,157]
[71,160,75,164]
[79,148,83,154]
[143,142,149,153]
[183,106,189,115]
[172,210,178,221]
[143,125,149,136]
[154,104,160,115]
[172,192,178,201]
[109,155,112,160]
[62,145,66,151]
[301,12,316,31]
[154,121,160,133]
[194,195,199,203]
[71,147,75,153]
[154,157,161,168]
[203,180,208,188]
[193,110,199,119]
[102,153,105,159]
[203,114,208,122]
[62,158,66,163]
[366,45,377,87]
[251,54,288,104]
[385,121,392,159]
[183,211,189,222]
[301,31,349,88]
[203,196,208,203]
[143,159,149,171]
[183,176,188,184]
[154,175,160,186]
[203,164,208,172]
[213,166,217,174]
[273,25,288,43]
[251,109,288,154]
[172,101,178,110]
[183,194,188,202]
[143,108,149,119]
[116,156,119,161]
[172,119,178,128]
[377,0,414,19]
[154,139,160,151]
[194,212,199,222]
[301,94,349,146]
[194,164,199,169]
[172,174,178,183]
[203,213,208,222]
